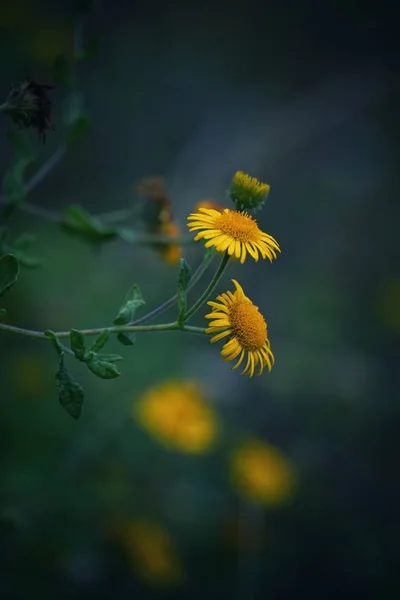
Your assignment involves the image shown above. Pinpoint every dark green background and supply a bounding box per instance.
[0,0,398,598]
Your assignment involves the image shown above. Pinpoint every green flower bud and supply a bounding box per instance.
[230,171,270,211]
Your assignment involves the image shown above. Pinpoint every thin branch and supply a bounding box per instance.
[0,321,206,340]
[129,250,215,326]
[0,145,195,245]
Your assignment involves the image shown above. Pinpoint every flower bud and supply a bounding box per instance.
[230,170,270,211]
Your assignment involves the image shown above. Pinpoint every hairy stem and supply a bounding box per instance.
[0,321,206,341]
[184,252,230,321]
[129,250,215,326]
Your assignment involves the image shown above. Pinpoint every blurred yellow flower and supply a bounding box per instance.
[10,355,52,397]
[119,521,184,586]
[230,439,295,505]
[157,220,182,265]
[134,380,218,453]
[194,198,224,212]
[135,175,182,264]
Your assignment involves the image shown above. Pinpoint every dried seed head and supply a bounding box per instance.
[4,80,55,143]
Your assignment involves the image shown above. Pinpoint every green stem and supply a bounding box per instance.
[0,253,212,344]
[184,252,230,321]
[129,250,215,326]
[0,321,206,341]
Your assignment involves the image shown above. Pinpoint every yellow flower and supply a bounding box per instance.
[157,220,182,265]
[205,279,274,377]
[118,521,183,586]
[230,171,270,210]
[194,198,224,212]
[134,380,217,453]
[187,207,280,264]
[231,439,294,505]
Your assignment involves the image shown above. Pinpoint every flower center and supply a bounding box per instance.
[229,300,267,350]
[215,211,260,242]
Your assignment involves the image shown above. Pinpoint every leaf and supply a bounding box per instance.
[44,330,63,355]
[117,228,137,243]
[61,205,118,244]
[0,254,19,298]
[62,92,91,145]
[96,353,123,362]
[53,54,74,89]
[70,329,86,360]
[10,250,43,269]
[0,308,6,320]
[1,132,37,205]
[55,353,84,419]
[86,356,121,379]
[89,329,110,353]
[10,233,42,269]
[117,332,135,346]
[113,284,145,325]
[11,233,36,250]
[177,258,192,326]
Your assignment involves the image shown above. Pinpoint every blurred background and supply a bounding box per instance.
[0,0,399,598]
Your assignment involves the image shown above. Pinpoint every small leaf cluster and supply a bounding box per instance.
[43,284,146,419]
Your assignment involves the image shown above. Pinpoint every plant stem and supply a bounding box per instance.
[129,250,215,326]
[0,321,206,341]
[184,252,230,321]
[0,143,194,245]
[0,252,212,344]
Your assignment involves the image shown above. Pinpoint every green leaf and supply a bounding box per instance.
[96,353,123,362]
[89,329,110,353]
[44,330,63,355]
[0,308,6,320]
[10,233,42,268]
[113,284,145,325]
[11,233,36,250]
[177,258,192,326]
[10,250,43,269]
[61,205,118,244]
[62,92,91,145]
[53,54,74,89]
[0,254,19,298]
[117,332,135,346]
[117,228,137,243]
[70,329,86,360]
[86,356,120,379]
[1,132,36,206]
[55,353,84,419]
